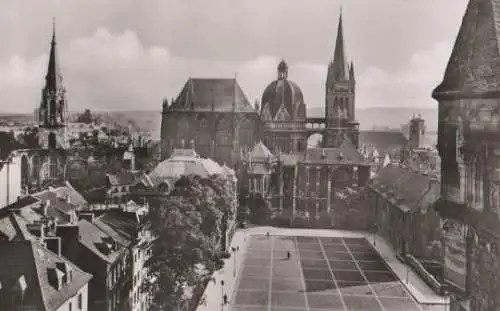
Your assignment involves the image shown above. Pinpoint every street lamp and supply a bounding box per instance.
[231,246,239,278]
[220,280,225,311]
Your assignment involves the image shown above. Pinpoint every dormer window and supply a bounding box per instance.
[48,267,64,290]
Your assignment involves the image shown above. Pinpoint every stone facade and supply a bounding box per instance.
[160,78,262,167]
[367,166,441,259]
[432,0,500,309]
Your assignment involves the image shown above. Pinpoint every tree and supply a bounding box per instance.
[144,174,235,311]
[76,109,93,124]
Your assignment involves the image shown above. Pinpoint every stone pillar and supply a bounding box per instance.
[291,166,297,222]
[279,167,284,212]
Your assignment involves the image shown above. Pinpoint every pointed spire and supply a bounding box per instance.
[331,9,348,81]
[349,60,355,80]
[45,17,63,92]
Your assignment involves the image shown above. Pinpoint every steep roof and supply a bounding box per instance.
[77,219,125,264]
[328,11,349,81]
[169,78,255,113]
[44,20,64,93]
[249,141,277,162]
[94,209,140,247]
[305,143,364,165]
[368,166,439,212]
[32,183,87,208]
[433,0,500,98]
[359,131,408,155]
[0,240,91,311]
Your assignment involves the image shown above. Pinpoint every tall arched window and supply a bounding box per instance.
[21,155,29,186]
[48,132,57,149]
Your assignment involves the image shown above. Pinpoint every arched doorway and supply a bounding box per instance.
[307,133,324,149]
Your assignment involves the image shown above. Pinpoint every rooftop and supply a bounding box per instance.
[0,240,92,311]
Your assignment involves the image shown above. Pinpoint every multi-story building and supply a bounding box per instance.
[0,240,92,311]
[432,0,500,309]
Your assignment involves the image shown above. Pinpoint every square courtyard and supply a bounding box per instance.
[230,235,423,311]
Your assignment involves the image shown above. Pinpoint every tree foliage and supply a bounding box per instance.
[144,174,235,311]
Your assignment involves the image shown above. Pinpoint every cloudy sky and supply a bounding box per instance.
[0,0,468,113]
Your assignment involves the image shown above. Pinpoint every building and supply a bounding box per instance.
[160,78,262,166]
[432,0,500,309]
[0,240,92,311]
[367,166,441,259]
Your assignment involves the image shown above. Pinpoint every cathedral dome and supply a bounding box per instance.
[261,60,306,122]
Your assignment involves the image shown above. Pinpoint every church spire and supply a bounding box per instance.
[45,17,63,92]
[330,9,348,81]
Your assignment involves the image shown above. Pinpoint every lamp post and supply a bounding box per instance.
[231,246,239,278]
[220,280,225,311]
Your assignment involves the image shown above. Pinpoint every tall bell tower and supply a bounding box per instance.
[38,18,67,150]
[325,10,358,148]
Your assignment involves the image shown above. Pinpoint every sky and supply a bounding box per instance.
[0,0,468,113]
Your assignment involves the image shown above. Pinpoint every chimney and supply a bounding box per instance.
[44,237,62,256]
[56,262,73,285]
[78,212,95,223]
[11,275,27,304]
[48,268,64,290]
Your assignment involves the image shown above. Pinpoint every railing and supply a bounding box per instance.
[405,254,446,295]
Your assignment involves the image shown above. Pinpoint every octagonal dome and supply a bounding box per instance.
[260,60,306,122]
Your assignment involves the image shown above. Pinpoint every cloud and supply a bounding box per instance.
[357,41,453,108]
[0,28,453,114]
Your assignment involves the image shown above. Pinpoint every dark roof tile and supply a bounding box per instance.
[169,78,255,113]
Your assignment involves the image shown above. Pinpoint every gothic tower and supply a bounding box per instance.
[325,11,359,148]
[38,18,67,150]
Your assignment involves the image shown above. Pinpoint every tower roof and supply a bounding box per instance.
[44,17,64,92]
[433,0,500,99]
[330,10,348,81]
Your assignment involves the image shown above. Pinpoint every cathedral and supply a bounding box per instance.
[161,12,370,225]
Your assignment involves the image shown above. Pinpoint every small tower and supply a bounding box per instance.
[277,59,288,80]
[408,114,425,149]
[38,18,67,150]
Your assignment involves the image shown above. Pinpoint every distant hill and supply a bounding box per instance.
[307,107,438,131]
[0,107,438,139]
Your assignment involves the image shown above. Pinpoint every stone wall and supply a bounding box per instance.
[468,231,500,311]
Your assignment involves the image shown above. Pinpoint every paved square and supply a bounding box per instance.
[231,235,423,311]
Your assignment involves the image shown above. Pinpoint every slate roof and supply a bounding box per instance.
[359,131,408,155]
[249,141,277,162]
[94,209,140,247]
[0,213,33,241]
[368,166,439,212]
[433,0,500,98]
[304,140,365,165]
[32,182,87,208]
[4,196,40,210]
[77,219,125,264]
[0,240,91,311]
[169,78,255,113]
[106,171,146,187]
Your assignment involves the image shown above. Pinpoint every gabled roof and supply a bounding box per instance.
[169,78,255,113]
[0,240,91,311]
[249,141,277,162]
[433,0,500,98]
[94,209,140,247]
[32,182,87,208]
[0,213,33,242]
[77,219,125,264]
[368,166,439,212]
[359,131,408,155]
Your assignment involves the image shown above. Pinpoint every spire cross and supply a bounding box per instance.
[52,17,56,34]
